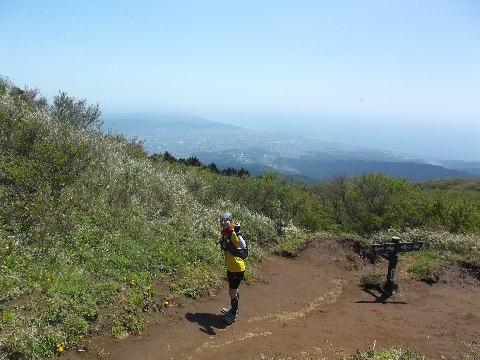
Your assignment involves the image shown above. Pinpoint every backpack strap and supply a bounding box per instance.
[225,230,239,256]
[225,229,248,259]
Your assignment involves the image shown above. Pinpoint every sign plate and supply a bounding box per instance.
[371,241,423,254]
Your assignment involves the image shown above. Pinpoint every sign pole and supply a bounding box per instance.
[384,236,399,295]
[370,236,423,296]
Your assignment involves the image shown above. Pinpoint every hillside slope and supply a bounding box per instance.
[66,238,480,360]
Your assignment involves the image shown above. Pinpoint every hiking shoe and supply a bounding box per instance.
[222,307,240,315]
[223,310,238,324]
[221,307,231,315]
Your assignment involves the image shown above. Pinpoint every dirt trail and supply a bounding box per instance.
[66,238,479,360]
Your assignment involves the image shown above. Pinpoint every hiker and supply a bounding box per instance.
[219,211,245,324]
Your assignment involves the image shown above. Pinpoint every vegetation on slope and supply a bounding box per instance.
[0,77,479,359]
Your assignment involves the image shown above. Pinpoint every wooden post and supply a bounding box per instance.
[384,236,400,295]
[371,237,423,296]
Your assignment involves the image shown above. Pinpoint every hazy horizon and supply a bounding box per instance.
[200,111,480,162]
[103,110,479,162]
[2,1,479,161]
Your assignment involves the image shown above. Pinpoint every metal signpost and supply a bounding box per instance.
[371,236,423,295]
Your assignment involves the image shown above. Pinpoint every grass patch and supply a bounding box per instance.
[272,235,310,257]
[359,272,385,291]
[406,249,450,284]
[340,347,431,359]
[257,347,431,360]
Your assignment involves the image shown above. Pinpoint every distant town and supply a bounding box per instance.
[102,113,480,182]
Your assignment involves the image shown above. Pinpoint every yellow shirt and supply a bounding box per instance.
[223,229,246,272]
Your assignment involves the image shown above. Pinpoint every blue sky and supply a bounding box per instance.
[1,1,479,160]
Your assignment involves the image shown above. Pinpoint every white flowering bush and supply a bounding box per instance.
[0,80,228,358]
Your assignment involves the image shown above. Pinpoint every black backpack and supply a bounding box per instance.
[225,225,249,259]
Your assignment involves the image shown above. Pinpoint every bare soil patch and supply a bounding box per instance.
[65,238,479,360]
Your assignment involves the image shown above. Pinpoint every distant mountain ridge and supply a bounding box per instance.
[102,113,480,182]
